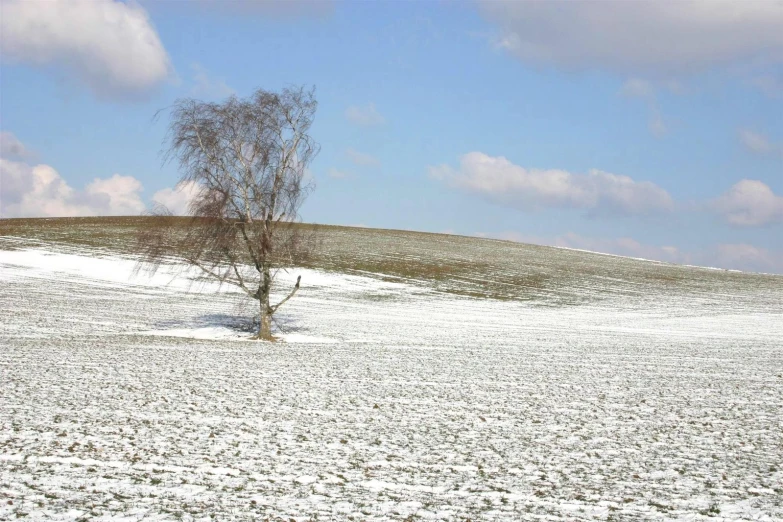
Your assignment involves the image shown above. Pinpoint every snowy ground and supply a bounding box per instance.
[1,235,782,521]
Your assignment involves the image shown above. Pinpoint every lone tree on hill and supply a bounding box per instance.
[137,86,319,340]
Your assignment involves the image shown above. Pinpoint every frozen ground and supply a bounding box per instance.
[0,235,782,521]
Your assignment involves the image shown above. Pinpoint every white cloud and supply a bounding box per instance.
[480,1,783,75]
[86,174,146,215]
[712,179,783,227]
[152,181,203,215]
[0,131,31,159]
[0,0,172,100]
[431,152,674,216]
[190,63,234,100]
[0,158,145,218]
[345,148,380,167]
[712,243,782,274]
[345,103,385,127]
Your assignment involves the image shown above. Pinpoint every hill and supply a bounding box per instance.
[2,216,780,308]
[0,216,781,521]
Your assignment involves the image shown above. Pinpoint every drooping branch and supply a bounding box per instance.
[187,256,256,298]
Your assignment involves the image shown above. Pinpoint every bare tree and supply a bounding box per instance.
[136,86,319,340]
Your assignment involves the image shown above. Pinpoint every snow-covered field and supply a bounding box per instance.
[1,234,782,521]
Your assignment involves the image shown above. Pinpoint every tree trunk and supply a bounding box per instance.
[259,299,272,340]
[257,266,273,340]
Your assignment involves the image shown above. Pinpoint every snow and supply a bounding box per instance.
[1,236,782,521]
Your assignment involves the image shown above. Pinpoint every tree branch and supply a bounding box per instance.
[270,275,301,313]
[237,222,262,273]
[189,257,256,298]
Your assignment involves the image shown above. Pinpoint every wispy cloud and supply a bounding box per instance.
[738,129,772,154]
[327,168,350,179]
[619,78,656,99]
[619,78,677,138]
[345,103,385,127]
[190,63,234,99]
[738,128,782,157]
[0,131,32,159]
[345,148,380,167]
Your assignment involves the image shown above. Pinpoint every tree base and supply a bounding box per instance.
[250,333,278,342]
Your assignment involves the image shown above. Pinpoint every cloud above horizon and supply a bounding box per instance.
[479,0,783,76]
[431,152,674,217]
[0,0,172,101]
[0,133,152,218]
[0,158,146,218]
[712,179,783,227]
[151,181,203,216]
[0,153,201,218]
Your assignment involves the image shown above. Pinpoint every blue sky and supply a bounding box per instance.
[1,0,781,273]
